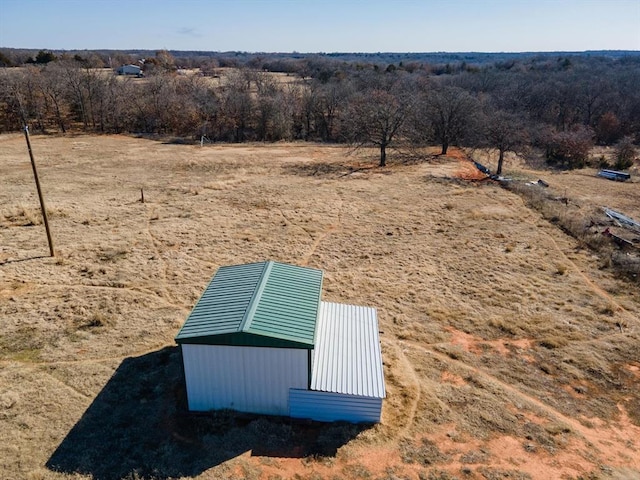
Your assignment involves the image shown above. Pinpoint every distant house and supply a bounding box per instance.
[175,261,386,423]
[116,64,142,76]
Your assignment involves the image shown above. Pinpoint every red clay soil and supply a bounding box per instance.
[449,148,490,181]
[429,328,640,479]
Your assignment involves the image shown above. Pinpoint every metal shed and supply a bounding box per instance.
[175,261,385,423]
[289,302,385,423]
[116,64,142,76]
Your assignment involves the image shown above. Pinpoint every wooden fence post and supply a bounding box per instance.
[23,125,55,257]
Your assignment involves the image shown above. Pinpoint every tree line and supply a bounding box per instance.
[1,50,638,170]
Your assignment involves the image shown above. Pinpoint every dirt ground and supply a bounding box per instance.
[1,134,639,480]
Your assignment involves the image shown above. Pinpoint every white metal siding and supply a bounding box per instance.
[289,389,383,423]
[312,302,385,398]
[182,344,308,415]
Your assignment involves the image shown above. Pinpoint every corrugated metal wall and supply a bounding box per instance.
[312,302,385,398]
[289,389,383,423]
[182,344,308,415]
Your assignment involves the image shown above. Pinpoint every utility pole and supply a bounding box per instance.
[23,125,55,257]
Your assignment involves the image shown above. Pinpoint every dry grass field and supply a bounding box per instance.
[1,134,639,480]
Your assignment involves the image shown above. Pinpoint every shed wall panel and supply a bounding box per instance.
[289,389,383,423]
[311,302,385,398]
[182,344,308,415]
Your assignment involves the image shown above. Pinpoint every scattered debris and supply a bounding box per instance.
[601,209,640,250]
[597,169,631,182]
[526,179,550,188]
[473,161,491,176]
[602,228,635,249]
[603,208,640,233]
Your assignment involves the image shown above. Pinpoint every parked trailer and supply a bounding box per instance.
[597,169,631,182]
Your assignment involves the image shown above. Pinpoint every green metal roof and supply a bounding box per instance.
[175,261,323,349]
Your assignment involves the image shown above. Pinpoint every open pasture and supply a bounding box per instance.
[1,134,639,480]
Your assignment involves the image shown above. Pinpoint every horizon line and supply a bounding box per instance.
[2,47,640,56]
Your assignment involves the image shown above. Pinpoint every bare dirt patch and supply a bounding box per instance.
[1,135,639,479]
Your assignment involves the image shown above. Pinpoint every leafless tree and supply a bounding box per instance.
[543,125,594,169]
[314,79,352,142]
[343,83,413,166]
[255,73,281,141]
[595,111,622,145]
[60,60,90,129]
[219,70,254,142]
[481,107,529,175]
[614,136,636,170]
[40,63,69,132]
[190,76,221,139]
[420,85,479,155]
[12,66,48,131]
[0,70,29,130]
[100,74,134,133]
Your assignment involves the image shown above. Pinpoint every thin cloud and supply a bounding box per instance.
[177,27,202,38]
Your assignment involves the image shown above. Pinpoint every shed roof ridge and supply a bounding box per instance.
[239,260,274,333]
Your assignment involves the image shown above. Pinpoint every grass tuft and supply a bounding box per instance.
[538,337,568,349]
[78,311,115,330]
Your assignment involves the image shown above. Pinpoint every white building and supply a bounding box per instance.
[175,261,385,423]
[116,64,142,76]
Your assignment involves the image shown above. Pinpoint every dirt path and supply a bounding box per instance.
[402,338,640,470]
[452,147,638,327]
[390,340,423,439]
[496,185,640,332]
[144,206,182,306]
[538,224,638,327]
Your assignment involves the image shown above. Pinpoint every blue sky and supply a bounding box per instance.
[0,0,638,52]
